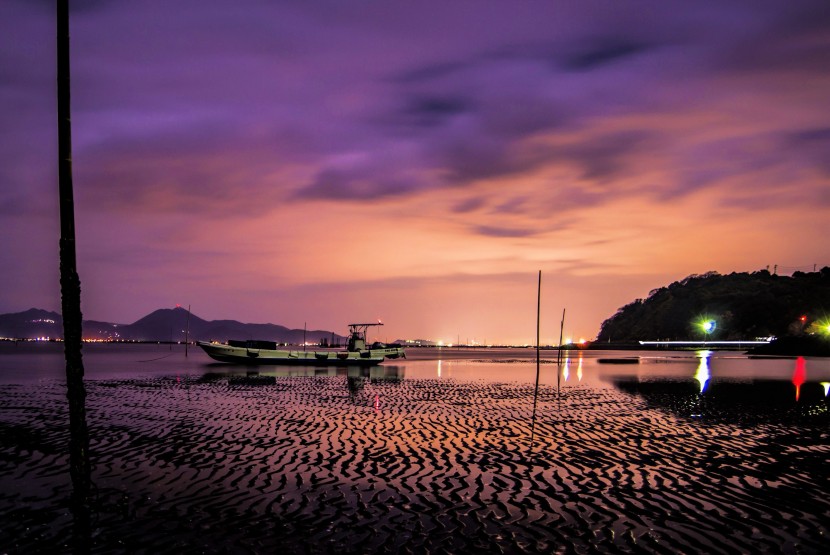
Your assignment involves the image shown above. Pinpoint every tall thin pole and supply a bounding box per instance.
[530,271,541,449]
[557,308,566,397]
[185,304,191,357]
[57,0,91,546]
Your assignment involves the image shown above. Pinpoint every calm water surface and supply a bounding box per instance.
[2,342,829,415]
[2,342,828,388]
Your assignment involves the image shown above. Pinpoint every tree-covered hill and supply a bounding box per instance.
[596,268,830,342]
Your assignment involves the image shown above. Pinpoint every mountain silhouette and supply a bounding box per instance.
[0,307,345,344]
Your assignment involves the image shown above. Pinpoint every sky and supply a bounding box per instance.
[1,0,828,345]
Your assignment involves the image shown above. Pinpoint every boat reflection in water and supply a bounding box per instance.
[204,364,405,409]
[212,364,404,382]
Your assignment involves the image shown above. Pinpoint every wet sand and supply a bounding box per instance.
[0,373,827,553]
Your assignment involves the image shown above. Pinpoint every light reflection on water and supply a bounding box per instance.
[694,350,712,393]
[793,356,806,401]
[1,343,829,393]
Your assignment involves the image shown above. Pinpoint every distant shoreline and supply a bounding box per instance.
[2,337,827,357]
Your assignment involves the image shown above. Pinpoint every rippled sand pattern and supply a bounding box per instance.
[1,375,828,553]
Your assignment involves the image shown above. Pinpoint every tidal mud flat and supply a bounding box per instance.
[0,372,827,553]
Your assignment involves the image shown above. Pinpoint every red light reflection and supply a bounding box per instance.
[792,356,806,402]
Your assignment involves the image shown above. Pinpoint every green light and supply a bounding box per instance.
[806,318,830,337]
[693,316,718,338]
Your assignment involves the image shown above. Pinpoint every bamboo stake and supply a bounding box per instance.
[57,0,91,546]
[557,308,566,398]
[530,271,541,450]
[185,304,191,357]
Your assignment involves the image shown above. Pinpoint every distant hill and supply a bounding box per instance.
[0,307,345,345]
[596,268,830,342]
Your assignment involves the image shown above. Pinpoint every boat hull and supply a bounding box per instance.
[197,341,394,367]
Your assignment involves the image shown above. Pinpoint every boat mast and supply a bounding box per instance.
[347,322,383,351]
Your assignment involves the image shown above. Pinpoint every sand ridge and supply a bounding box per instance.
[0,374,827,553]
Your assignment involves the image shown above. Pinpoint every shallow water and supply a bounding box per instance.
[0,343,828,553]
[2,342,829,385]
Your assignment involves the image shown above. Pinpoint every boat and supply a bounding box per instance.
[197,323,405,366]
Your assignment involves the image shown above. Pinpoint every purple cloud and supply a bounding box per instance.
[561,39,655,71]
[472,225,539,239]
[1,0,828,341]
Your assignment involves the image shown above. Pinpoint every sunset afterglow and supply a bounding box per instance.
[1,1,828,344]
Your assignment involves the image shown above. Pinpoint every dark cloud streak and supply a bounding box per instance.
[473,225,539,239]
[561,39,654,71]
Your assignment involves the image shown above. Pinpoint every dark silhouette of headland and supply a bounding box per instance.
[595,268,830,352]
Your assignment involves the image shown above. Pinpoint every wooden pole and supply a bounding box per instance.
[57,0,91,547]
[530,271,541,450]
[557,308,566,397]
[185,304,191,357]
